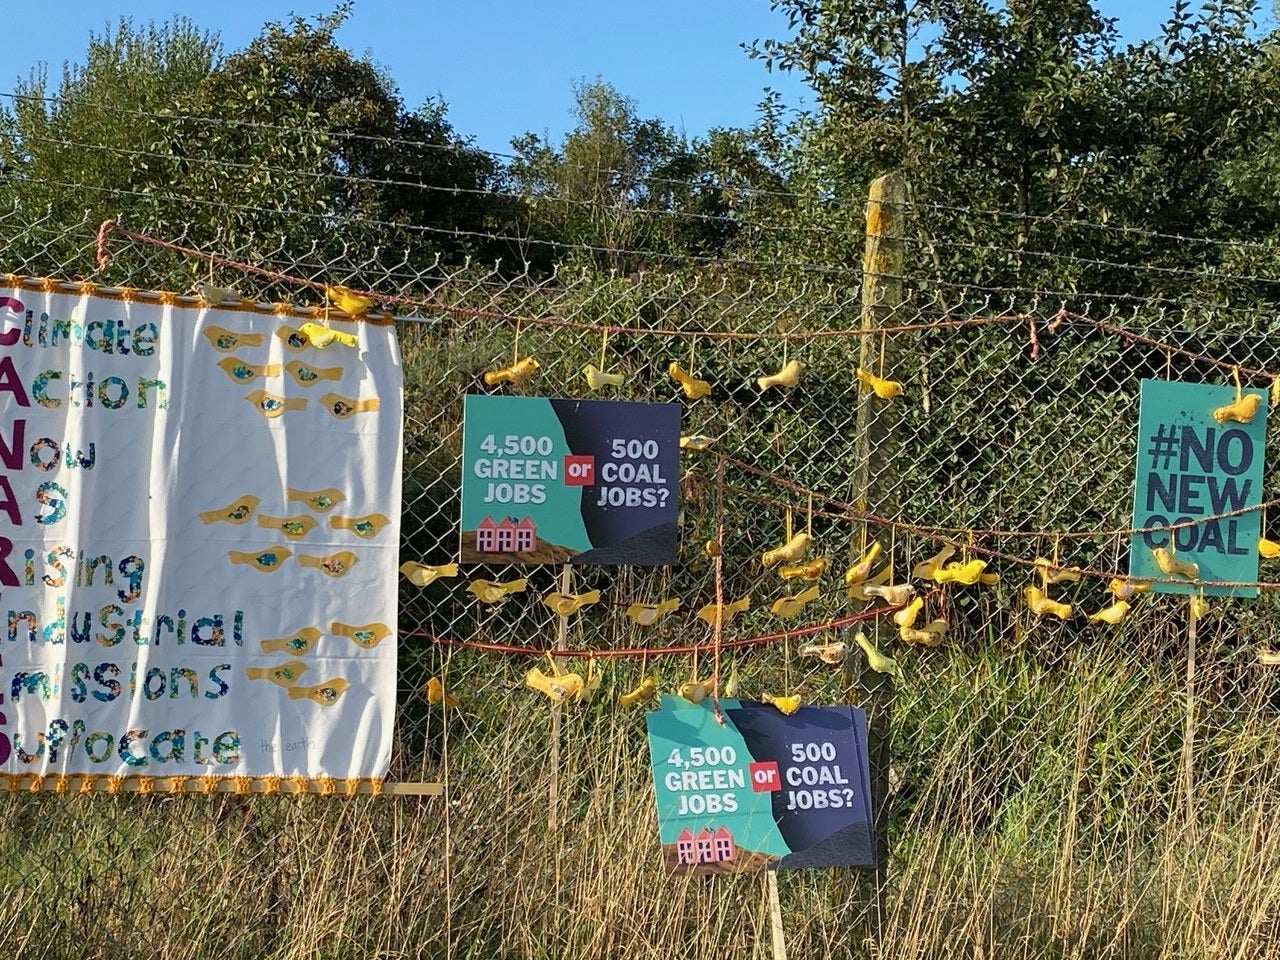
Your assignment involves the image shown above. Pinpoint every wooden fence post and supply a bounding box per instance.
[847,173,907,926]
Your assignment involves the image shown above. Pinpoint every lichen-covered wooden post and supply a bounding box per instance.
[847,173,906,923]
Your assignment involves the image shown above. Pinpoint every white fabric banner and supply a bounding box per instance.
[0,282,401,778]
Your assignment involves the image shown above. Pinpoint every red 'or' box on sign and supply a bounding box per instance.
[563,454,596,486]
[749,760,781,792]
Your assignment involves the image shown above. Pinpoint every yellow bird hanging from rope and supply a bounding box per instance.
[763,693,802,715]
[893,596,924,630]
[1260,537,1280,559]
[542,589,602,617]
[757,359,805,392]
[863,583,916,607]
[425,676,460,708]
[798,637,849,665]
[847,565,892,602]
[483,356,540,387]
[679,676,717,704]
[624,599,681,626]
[1213,392,1261,425]
[668,361,711,400]
[779,557,828,581]
[1152,547,1199,580]
[843,542,882,585]
[525,663,584,704]
[1191,594,1210,618]
[933,558,989,586]
[1089,600,1130,625]
[679,435,716,452]
[855,368,903,400]
[325,284,376,318]
[900,621,948,646]
[1108,577,1150,600]
[854,631,901,678]
[619,674,658,708]
[912,544,956,581]
[1033,557,1082,585]
[1024,585,1072,620]
[583,364,625,390]
[400,562,460,586]
[770,584,821,619]
[696,595,751,627]
[468,578,528,604]
[762,532,812,569]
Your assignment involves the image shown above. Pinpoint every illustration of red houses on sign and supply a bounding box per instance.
[475,516,537,553]
[676,827,736,865]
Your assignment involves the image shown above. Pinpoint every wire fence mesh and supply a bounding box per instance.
[6,159,1280,959]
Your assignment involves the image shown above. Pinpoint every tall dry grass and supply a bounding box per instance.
[5,611,1280,960]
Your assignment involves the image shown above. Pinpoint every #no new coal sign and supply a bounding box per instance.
[1129,379,1267,597]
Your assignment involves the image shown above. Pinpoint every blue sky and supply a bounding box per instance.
[4,1,1268,155]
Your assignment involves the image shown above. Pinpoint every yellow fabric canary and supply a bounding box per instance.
[847,565,892,602]
[1033,557,1081,585]
[1213,392,1261,424]
[762,532,812,569]
[325,284,376,318]
[757,359,805,391]
[900,622,947,646]
[194,282,245,306]
[933,558,988,586]
[468,578,528,604]
[1152,547,1198,580]
[679,435,715,452]
[799,638,848,665]
[484,356,541,387]
[1108,577,1150,600]
[892,596,924,630]
[1089,600,1130,625]
[542,589,602,617]
[425,676,460,708]
[770,584,821,619]
[525,666,583,703]
[668,362,711,400]
[619,675,658,707]
[763,693,801,715]
[284,359,343,386]
[227,547,291,573]
[624,599,681,626]
[696,595,751,627]
[863,583,916,606]
[1260,537,1280,559]
[1190,594,1210,618]
[298,321,359,349]
[855,368,903,400]
[912,545,956,581]
[779,557,827,581]
[400,562,460,587]
[329,513,390,539]
[679,677,716,704]
[1024,585,1072,619]
[854,631,900,678]
[583,364,625,389]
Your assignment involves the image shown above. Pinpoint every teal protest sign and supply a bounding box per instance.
[1129,379,1266,597]
[460,395,680,565]
[645,696,873,873]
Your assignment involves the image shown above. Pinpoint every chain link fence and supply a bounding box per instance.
[5,182,1280,960]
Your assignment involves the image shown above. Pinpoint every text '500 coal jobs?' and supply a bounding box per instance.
[473,435,670,508]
